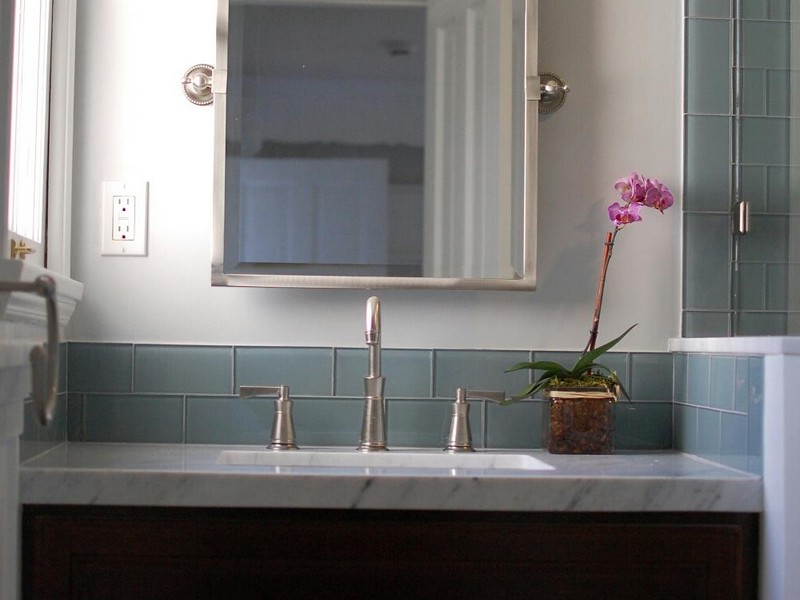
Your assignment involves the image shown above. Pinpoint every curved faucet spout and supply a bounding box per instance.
[360,296,387,451]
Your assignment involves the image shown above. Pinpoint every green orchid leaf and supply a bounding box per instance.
[533,369,565,385]
[572,361,619,378]
[573,324,638,373]
[570,362,606,378]
[505,360,569,374]
[507,380,553,403]
[507,367,568,402]
[529,360,570,372]
[504,382,538,403]
[504,361,535,373]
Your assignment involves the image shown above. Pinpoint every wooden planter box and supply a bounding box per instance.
[544,387,616,454]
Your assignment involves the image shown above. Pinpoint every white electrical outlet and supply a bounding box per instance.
[101,181,148,256]
[111,195,135,241]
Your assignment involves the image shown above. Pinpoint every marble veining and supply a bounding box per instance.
[19,443,762,513]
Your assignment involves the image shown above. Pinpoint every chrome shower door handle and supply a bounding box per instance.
[737,200,750,234]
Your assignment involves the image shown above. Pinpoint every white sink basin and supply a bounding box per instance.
[217,449,554,471]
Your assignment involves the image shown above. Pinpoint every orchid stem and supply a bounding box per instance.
[584,229,618,354]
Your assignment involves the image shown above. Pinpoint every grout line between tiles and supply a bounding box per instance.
[182,394,188,444]
[130,343,136,393]
[430,350,436,398]
[331,347,338,395]
[230,345,236,395]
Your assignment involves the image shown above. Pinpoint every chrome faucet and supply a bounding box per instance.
[358,296,388,451]
[239,385,298,450]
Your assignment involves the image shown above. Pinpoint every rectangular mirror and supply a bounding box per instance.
[212,0,538,289]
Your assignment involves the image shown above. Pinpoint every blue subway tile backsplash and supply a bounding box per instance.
[720,411,749,471]
[673,352,763,475]
[696,407,723,463]
[630,353,672,401]
[186,395,273,445]
[487,400,546,449]
[235,346,333,396]
[20,342,768,477]
[710,355,736,410]
[67,343,132,393]
[134,345,233,394]
[292,397,363,447]
[38,342,692,453]
[20,342,764,474]
[434,349,530,399]
[616,403,674,450]
[388,399,452,448]
[81,393,184,444]
[335,348,432,398]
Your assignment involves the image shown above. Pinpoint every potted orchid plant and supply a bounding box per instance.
[505,172,674,453]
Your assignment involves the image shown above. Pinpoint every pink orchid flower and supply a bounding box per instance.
[607,201,642,227]
[614,172,647,204]
[588,173,673,353]
[643,179,674,212]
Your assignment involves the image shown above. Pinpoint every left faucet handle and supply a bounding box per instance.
[238,385,298,450]
[240,385,288,399]
[445,388,506,453]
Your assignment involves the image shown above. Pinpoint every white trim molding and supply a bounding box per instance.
[0,259,83,329]
[46,0,78,276]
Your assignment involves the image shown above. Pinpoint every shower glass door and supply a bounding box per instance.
[732,0,800,335]
[684,0,800,337]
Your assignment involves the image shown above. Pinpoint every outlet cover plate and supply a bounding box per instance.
[101,181,148,256]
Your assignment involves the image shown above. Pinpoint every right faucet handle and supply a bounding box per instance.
[444,388,505,453]
[239,385,298,450]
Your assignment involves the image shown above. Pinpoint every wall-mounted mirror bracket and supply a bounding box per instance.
[538,71,569,113]
[182,64,214,106]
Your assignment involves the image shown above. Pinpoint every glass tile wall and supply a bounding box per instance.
[673,352,764,475]
[684,0,800,336]
[21,342,675,455]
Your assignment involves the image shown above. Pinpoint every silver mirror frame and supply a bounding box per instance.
[211,0,538,290]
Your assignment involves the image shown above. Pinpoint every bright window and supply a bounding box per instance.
[8,0,53,264]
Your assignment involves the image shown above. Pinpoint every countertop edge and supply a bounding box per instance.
[19,445,763,514]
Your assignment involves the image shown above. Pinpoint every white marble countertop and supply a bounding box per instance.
[19,443,762,513]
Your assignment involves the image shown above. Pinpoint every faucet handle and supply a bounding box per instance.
[239,385,298,450]
[239,385,288,400]
[460,389,505,404]
[444,388,506,453]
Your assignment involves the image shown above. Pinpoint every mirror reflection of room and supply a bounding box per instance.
[227,2,426,276]
[221,0,527,282]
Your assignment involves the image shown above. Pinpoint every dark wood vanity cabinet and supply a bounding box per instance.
[23,506,757,600]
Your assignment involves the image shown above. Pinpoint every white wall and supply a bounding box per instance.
[67,0,682,351]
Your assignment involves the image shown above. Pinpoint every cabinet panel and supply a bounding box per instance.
[23,506,758,600]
